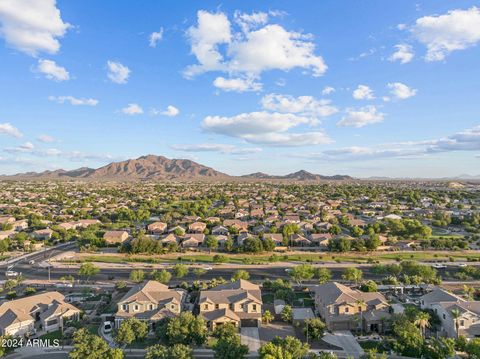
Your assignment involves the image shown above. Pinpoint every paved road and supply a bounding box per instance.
[0,242,476,284]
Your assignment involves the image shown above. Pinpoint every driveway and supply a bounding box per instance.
[241,327,261,353]
[322,331,364,358]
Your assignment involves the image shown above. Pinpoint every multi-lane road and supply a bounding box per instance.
[0,242,478,285]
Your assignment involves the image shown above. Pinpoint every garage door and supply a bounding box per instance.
[331,322,350,331]
[241,319,259,327]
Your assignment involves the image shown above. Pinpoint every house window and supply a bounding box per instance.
[229,304,234,310]
[345,307,349,313]
[134,305,139,312]
[460,320,465,327]
[215,304,219,310]
[148,304,154,310]
[358,306,362,312]
[171,304,175,310]
[204,304,209,310]
[253,304,257,312]
[122,304,128,311]
[46,319,58,326]
[443,314,446,319]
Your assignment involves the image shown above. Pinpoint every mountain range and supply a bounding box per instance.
[0,155,352,181]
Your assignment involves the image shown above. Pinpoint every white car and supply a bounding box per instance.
[28,260,35,265]
[432,263,447,269]
[202,266,213,271]
[5,270,20,278]
[103,321,112,334]
[458,263,467,267]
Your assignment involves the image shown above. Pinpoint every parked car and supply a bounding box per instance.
[103,321,113,334]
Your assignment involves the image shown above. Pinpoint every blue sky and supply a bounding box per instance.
[0,0,479,177]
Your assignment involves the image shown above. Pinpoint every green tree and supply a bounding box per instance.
[451,308,461,338]
[193,268,207,278]
[258,336,309,359]
[213,323,238,340]
[262,310,274,325]
[214,335,249,359]
[145,344,193,359]
[156,312,207,346]
[360,280,377,293]
[466,338,480,358]
[289,264,314,285]
[315,268,332,284]
[172,264,189,278]
[414,312,430,338]
[78,262,100,283]
[424,338,455,359]
[303,318,326,341]
[281,305,293,323]
[155,269,172,284]
[391,315,424,357]
[115,318,148,348]
[205,236,219,253]
[342,267,363,284]
[70,328,124,359]
[130,269,145,283]
[232,270,250,281]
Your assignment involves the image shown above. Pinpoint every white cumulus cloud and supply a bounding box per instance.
[337,106,385,128]
[321,86,335,95]
[0,0,70,56]
[121,103,143,115]
[389,44,414,64]
[184,10,327,89]
[36,59,69,81]
[411,6,480,61]
[0,123,22,138]
[171,143,261,154]
[37,134,55,143]
[107,61,130,84]
[201,111,330,146]
[352,85,375,100]
[149,28,163,47]
[387,82,417,100]
[260,94,338,117]
[213,76,262,92]
[49,95,98,106]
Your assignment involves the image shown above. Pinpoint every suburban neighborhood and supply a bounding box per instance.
[0,178,479,358]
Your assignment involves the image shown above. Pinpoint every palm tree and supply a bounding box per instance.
[356,299,366,335]
[414,312,430,338]
[463,285,475,300]
[262,310,274,325]
[451,308,462,338]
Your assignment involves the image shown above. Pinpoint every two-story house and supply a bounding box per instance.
[0,291,80,337]
[115,280,185,329]
[420,287,480,338]
[198,279,262,329]
[315,282,390,333]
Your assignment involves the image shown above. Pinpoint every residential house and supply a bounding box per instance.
[188,222,206,233]
[103,230,129,244]
[211,225,229,236]
[315,282,391,333]
[148,221,167,234]
[33,228,53,240]
[0,291,80,337]
[181,233,205,248]
[115,280,185,329]
[199,279,262,329]
[263,233,283,246]
[418,288,480,338]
